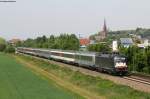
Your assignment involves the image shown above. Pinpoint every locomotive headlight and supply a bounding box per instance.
[115,62,127,67]
[123,63,127,67]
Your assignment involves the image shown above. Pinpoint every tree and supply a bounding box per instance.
[5,45,15,53]
[119,46,150,74]
[145,47,150,73]
[23,38,34,47]
[87,43,110,52]
[135,52,147,72]
[18,34,79,50]
[51,34,79,50]
[16,41,22,47]
[0,37,6,51]
[48,35,55,48]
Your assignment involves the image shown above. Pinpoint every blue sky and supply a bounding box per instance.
[0,0,150,40]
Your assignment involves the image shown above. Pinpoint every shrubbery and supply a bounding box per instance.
[5,45,15,53]
[87,43,110,52]
[0,37,6,51]
[120,46,150,74]
[0,37,15,53]
[0,44,6,52]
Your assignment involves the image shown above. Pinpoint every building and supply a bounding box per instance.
[143,39,149,46]
[120,38,133,48]
[9,39,21,46]
[112,41,119,52]
[79,38,91,51]
[95,19,107,41]
[137,39,150,48]
[79,38,90,47]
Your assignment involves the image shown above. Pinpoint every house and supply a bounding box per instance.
[120,38,133,48]
[79,38,90,47]
[9,39,21,46]
[79,38,91,51]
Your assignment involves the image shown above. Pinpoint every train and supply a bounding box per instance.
[16,47,128,75]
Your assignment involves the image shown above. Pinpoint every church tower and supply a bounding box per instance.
[95,19,108,41]
[103,19,107,38]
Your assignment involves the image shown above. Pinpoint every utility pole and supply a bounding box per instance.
[78,33,81,67]
[78,33,82,51]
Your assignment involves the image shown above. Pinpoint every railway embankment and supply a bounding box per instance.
[14,54,150,99]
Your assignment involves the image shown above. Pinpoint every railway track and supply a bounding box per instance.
[123,76,150,85]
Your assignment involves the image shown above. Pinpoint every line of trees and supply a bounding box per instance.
[120,46,150,74]
[18,34,111,52]
[17,34,80,50]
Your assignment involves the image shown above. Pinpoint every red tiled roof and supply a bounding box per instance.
[79,38,90,46]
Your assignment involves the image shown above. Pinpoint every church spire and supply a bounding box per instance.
[95,19,108,41]
[103,19,107,37]
[103,19,107,33]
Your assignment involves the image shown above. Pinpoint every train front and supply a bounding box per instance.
[114,56,128,75]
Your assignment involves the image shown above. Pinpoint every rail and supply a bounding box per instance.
[123,75,150,85]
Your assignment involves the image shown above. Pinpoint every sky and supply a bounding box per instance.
[0,0,150,40]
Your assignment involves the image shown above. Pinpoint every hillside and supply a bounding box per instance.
[90,28,150,43]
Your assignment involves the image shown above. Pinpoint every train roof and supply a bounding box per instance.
[17,47,98,54]
[50,49,97,56]
[17,47,126,58]
[18,47,50,52]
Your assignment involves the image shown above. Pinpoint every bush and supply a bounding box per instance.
[5,45,15,53]
[0,44,6,51]
[120,46,150,74]
[0,37,6,52]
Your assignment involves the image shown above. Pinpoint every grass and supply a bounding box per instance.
[17,54,150,99]
[0,53,84,99]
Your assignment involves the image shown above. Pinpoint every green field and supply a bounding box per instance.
[0,53,83,99]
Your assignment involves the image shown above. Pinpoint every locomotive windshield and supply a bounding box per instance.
[114,57,127,68]
[114,57,126,63]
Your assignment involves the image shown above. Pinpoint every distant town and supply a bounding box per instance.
[8,19,150,51]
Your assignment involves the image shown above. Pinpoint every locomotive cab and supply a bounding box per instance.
[114,56,128,75]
